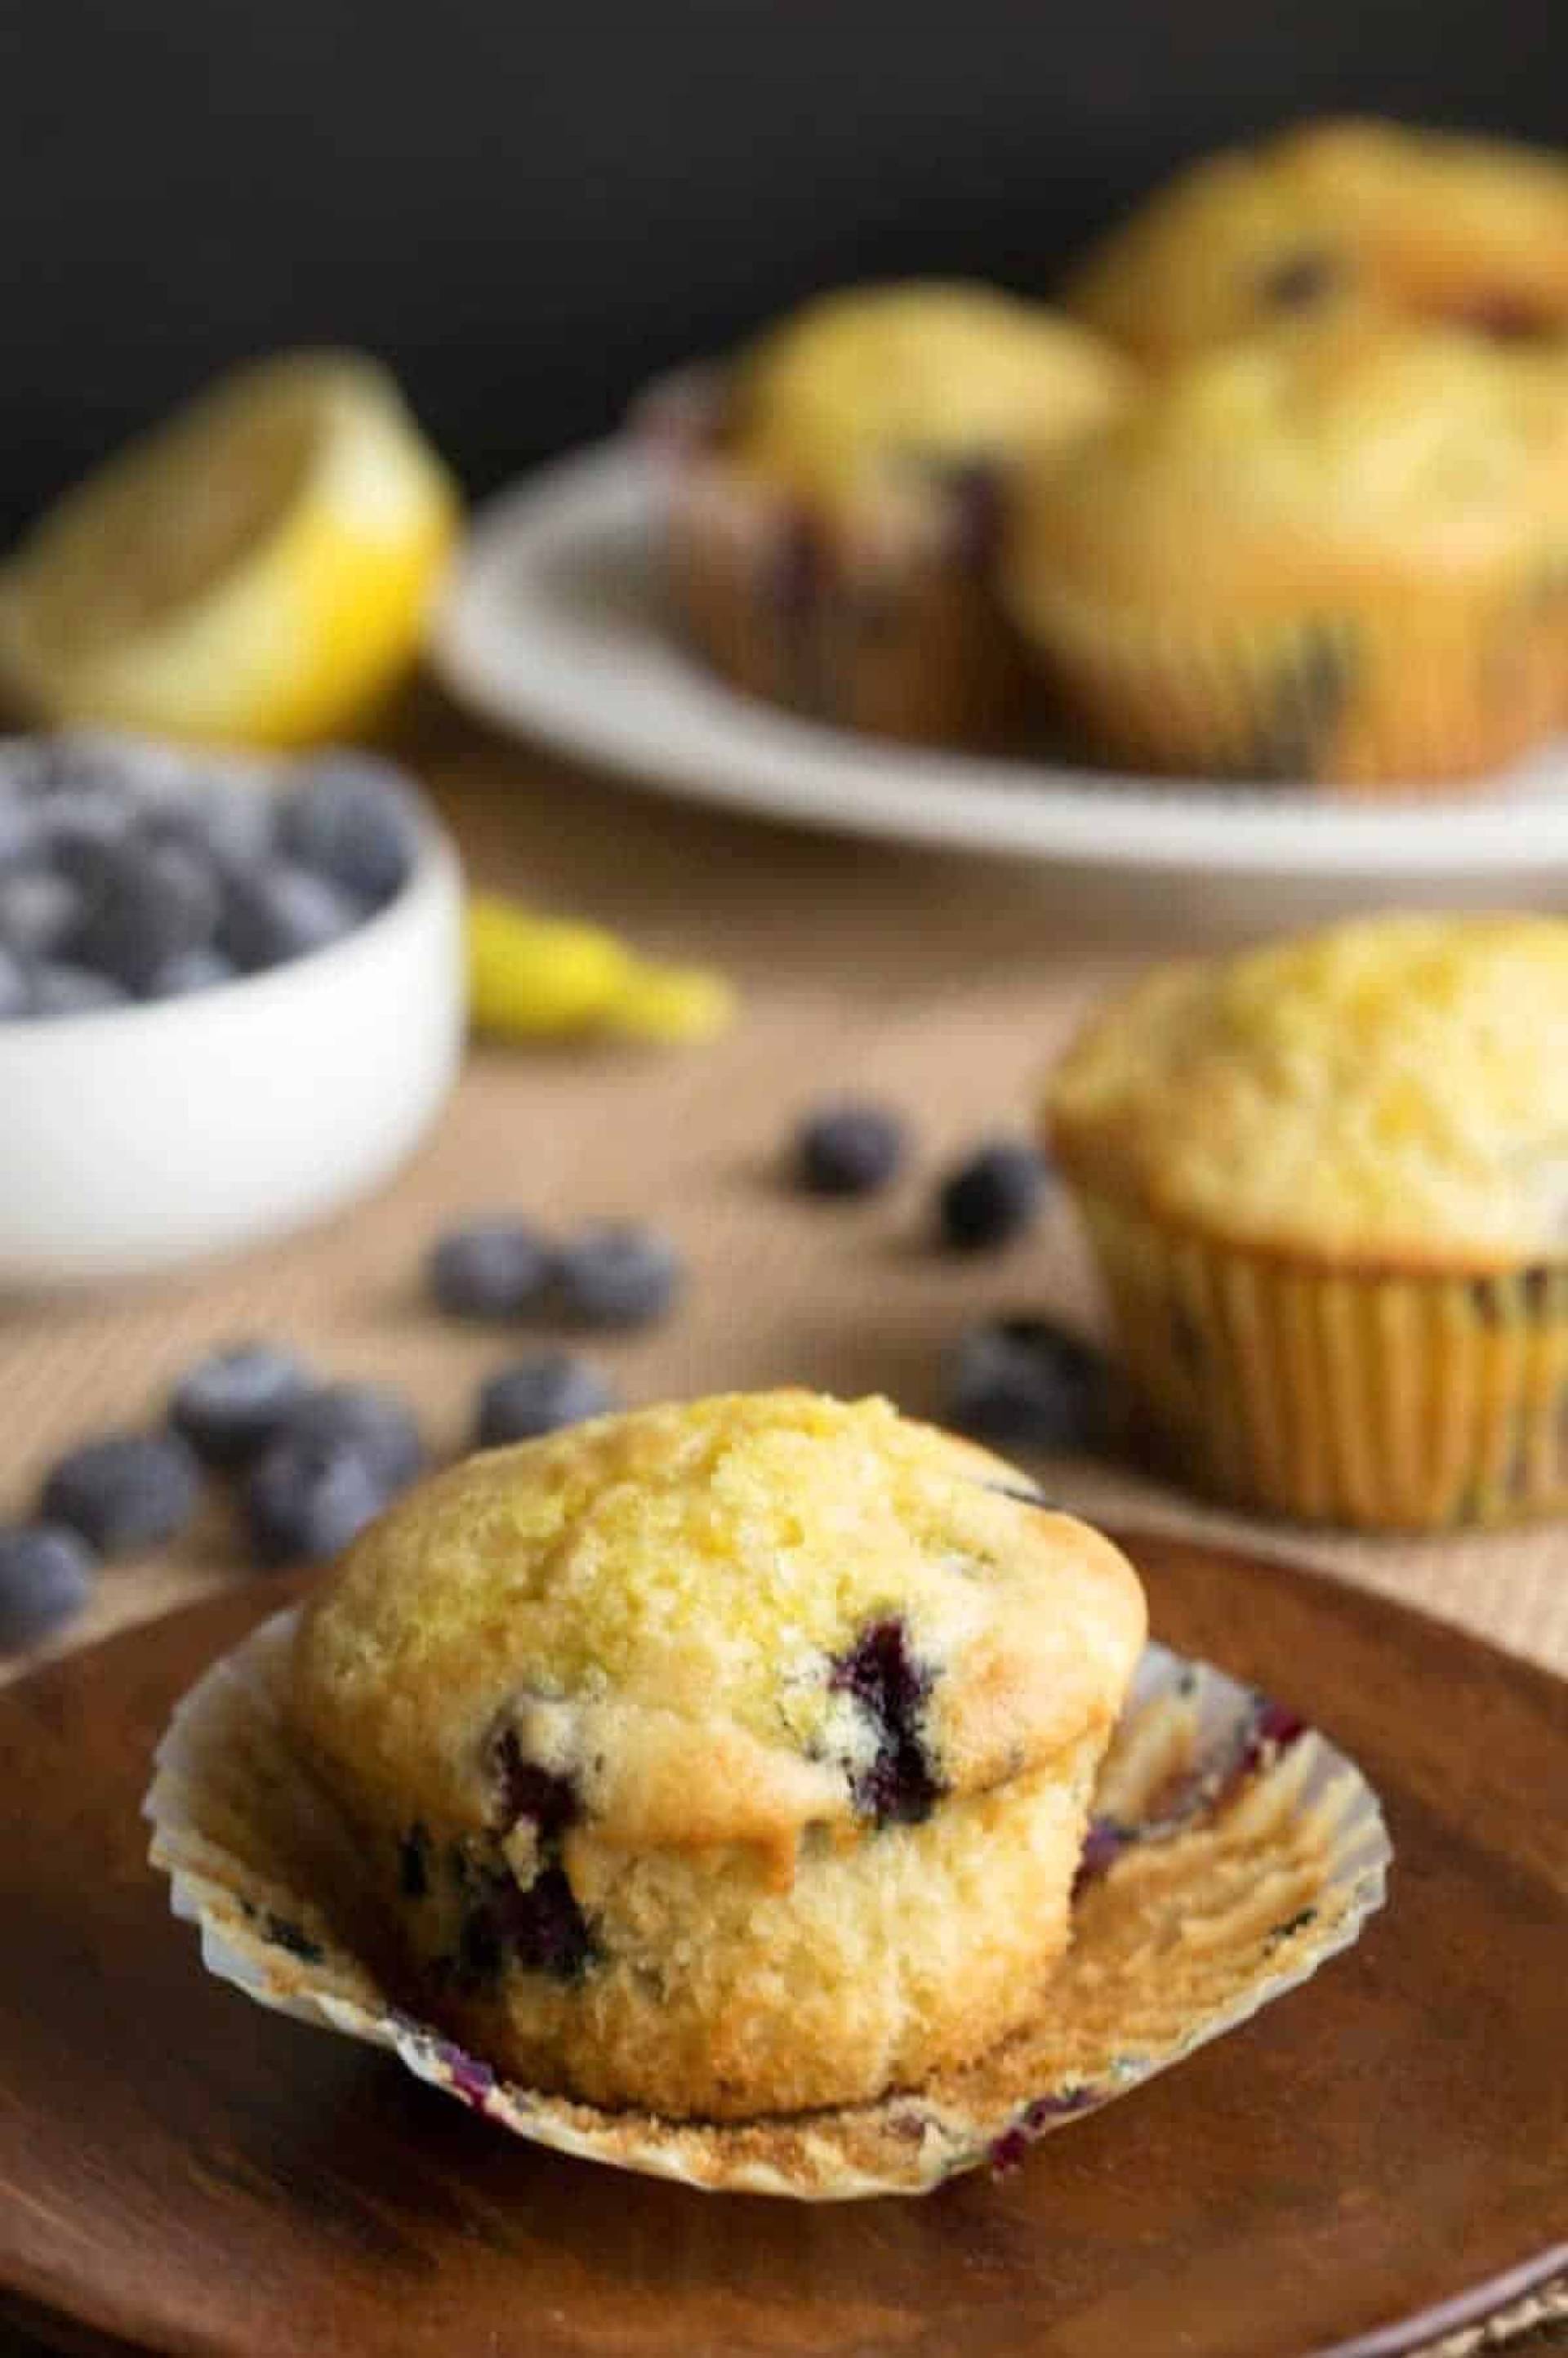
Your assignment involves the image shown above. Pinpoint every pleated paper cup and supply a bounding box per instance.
[1078,1186,1568,1531]
[145,1605,1389,2202]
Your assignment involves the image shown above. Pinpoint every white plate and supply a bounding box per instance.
[434,442,1568,889]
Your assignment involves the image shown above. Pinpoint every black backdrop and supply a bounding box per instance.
[3,0,1565,538]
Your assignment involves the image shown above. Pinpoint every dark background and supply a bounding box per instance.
[2,0,1565,539]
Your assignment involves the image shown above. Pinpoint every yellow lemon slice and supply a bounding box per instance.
[467,894,738,1044]
[0,350,459,747]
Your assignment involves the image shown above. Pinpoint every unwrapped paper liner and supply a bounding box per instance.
[145,1607,1390,2200]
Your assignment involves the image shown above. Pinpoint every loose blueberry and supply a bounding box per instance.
[0,799,47,872]
[945,1317,1114,1451]
[43,791,137,870]
[0,947,30,1019]
[140,946,238,999]
[41,1431,201,1555]
[937,1140,1048,1251]
[220,862,362,971]
[475,1355,617,1448]
[795,1102,910,1197]
[555,1223,682,1327]
[245,1433,393,1566]
[280,1385,425,1490]
[0,868,83,959]
[428,1219,555,1322]
[830,1618,942,1825]
[69,837,222,992]
[276,753,416,909]
[169,1341,316,1469]
[25,962,128,1019]
[143,777,274,873]
[0,1523,96,1648]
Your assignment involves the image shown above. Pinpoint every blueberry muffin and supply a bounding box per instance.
[291,1390,1146,2120]
[1004,319,1568,789]
[1048,913,1568,1531]
[1064,118,1568,368]
[647,283,1134,745]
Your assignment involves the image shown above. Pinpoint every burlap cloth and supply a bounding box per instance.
[1,699,1562,2352]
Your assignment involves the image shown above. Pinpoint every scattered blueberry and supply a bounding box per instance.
[219,861,362,972]
[945,1317,1114,1451]
[277,753,416,910]
[476,1355,617,1447]
[25,963,128,1019]
[555,1223,683,1328]
[279,1385,425,1491]
[41,1430,201,1555]
[69,837,222,992]
[492,1730,580,1838]
[795,1102,910,1197]
[0,1524,96,1648]
[140,946,238,999]
[169,1341,316,1469]
[245,1433,394,1566]
[429,1219,555,1322]
[937,1140,1049,1251]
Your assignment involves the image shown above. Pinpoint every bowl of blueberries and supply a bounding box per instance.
[0,733,465,1280]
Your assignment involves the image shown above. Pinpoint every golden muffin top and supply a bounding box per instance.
[1006,321,1568,618]
[292,1391,1145,1861]
[1065,117,1568,367]
[726,282,1133,507]
[1048,913,1568,1269]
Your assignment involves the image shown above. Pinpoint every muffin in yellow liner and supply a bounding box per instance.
[1064,117,1568,368]
[1004,320,1568,791]
[644,283,1134,745]
[145,1414,1389,2194]
[1049,913,1568,1532]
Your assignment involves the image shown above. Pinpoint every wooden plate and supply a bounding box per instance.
[0,1532,1563,2358]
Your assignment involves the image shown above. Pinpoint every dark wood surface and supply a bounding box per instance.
[0,1533,1562,2358]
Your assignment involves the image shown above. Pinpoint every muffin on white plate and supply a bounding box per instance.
[646,283,1134,746]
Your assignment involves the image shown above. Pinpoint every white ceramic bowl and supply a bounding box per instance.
[0,789,466,1282]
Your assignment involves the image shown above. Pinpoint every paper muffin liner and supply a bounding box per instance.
[1076,1186,1568,1531]
[1006,582,1566,794]
[145,1602,1390,2200]
[638,367,1031,747]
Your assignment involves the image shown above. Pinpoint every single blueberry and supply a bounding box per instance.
[0,799,47,872]
[276,752,416,909]
[830,1618,942,1825]
[0,867,83,959]
[0,1523,97,1648]
[140,777,275,876]
[169,1341,316,1469]
[0,947,30,1019]
[220,861,362,971]
[795,1102,910,1197]
[69,837,222,992]
[937,1140,1049,1251]
[428,1219,556,1322]
[945,1317,1114,1452]
[24,962,129,1019]
[280,1385,425,1490]
[43,791,138,872]
[555,1224,683,1328]
[476,1355,617,1448]
[41,1430,202,1555]
[246,1433,393,1566]
[140,946,238,999]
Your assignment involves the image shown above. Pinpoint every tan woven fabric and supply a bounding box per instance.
[1,702,1563,2350]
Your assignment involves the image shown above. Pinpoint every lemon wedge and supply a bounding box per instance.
[0,350,459,747]
[468,894,738,1044]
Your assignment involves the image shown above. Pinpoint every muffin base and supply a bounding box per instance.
[145,1607,1388,2198]
[1011,592,1565,793]
[665,445,1033,748]
[1076,1187,1568,1531]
